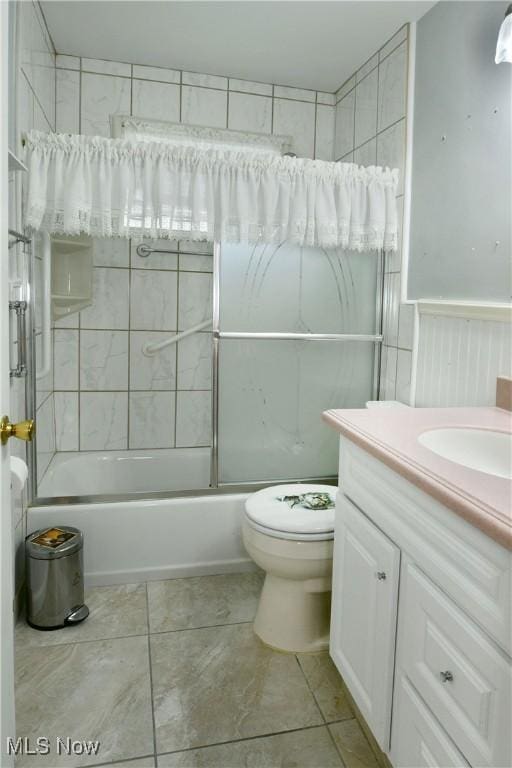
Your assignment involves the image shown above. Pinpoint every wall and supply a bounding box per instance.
[333,25,412,403]
[9,0,55,604]
[51,55,336,457]
[408,1,511,301]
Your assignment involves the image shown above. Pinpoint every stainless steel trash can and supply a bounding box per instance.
[26,526,89,630]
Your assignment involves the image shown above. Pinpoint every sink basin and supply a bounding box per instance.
[418,428,512,480]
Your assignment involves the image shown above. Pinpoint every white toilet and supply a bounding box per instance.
[243,483,336,653]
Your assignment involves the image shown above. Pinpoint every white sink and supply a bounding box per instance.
[418,427,512,480]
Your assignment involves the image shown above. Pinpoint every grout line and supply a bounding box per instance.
[145,583,159,764]
[294,655,327,725]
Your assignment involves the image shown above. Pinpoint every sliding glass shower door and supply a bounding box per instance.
[214,243,382,484]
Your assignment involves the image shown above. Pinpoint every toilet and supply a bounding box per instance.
[243,483,336,653]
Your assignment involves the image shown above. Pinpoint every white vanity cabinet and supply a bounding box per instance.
[330,437,512,768]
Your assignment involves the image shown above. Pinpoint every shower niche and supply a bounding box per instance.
[51,235,93,320]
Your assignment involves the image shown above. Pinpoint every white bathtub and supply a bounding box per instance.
[38,447,211,497]
[31,448,255,586]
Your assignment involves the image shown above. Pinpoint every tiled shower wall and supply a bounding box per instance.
[9,0,56,601]
[52,54,337,454]
[53,239,214,451]
[333,24,413,404]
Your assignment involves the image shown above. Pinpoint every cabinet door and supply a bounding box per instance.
[391,675,470,768]
[330,495,400,750]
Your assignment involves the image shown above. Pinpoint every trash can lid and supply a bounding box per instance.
[26,526,83,560]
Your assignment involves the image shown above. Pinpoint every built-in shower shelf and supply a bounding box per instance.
[51,235,93,320]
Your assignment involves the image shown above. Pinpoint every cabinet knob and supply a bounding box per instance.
[440,670,454,683]
[376,571,386,580]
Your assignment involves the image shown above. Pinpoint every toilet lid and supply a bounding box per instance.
[245,484,336,536]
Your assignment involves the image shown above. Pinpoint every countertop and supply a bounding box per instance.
[322,406,512,550]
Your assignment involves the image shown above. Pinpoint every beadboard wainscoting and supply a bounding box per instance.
[413,302,512,407]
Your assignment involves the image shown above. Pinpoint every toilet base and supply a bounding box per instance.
[253,572,331,653]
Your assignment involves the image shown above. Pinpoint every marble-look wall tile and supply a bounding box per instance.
[376,118,405,195]
[380,345,398,400]
[228,78,273,97]
[378,42,407,132]
[54,392,79,451]
[80,267,130,329]
[94,238,130,268]
[36,394,55,484]
[336,76,355,102]
[354,138,377,167]
[274,85,316,103]
[130,239,178,271]
[56,54,80,70]
[354,68,378,148]
[132,64,180,84]
[178,252,213,272]
[335,91,355,160]
[228,92,272,134]
[315,105,335,161]
[380,25,408,61]
[80,330,129,390]
[181,86,227,128]
[54,329,78,390]
[273,99,315,158]
[56,69,80,133]
[130,270,178,330]
[383,272,401,347]
[396,348,413,404]
[356,53,379,83]
[81,73,131,137]
[317,92,336,106]
[179,240,213,255]
[177,272,212,330]
[80,393,128,450]
[35,331,54,408]
[176,391,211,447]
[81,57,131,77]
[132,80,180,122]
[129,391,176,449]
[130,332,177,390]
[182,71,227,90]
[385,196,403,273]
[177,333,212,390]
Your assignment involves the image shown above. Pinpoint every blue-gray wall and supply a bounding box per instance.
[408,1,511,300]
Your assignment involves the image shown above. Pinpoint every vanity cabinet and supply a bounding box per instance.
[330,497,400,749]
[330,437,512,768]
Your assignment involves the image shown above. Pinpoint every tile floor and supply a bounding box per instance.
[15,572,380,768]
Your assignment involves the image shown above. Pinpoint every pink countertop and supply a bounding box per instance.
[323,406,512,550]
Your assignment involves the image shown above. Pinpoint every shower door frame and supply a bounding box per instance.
[209,241,385,489]
[31,240,384,506]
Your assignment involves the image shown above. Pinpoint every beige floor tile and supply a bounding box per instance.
[150,623,323,753]
[15,636,153,767]
[158,726,343,767]
[110,759,155,767]
[16,583,148,647]
[296,652,353,722]
[147,572,263,633]
[329,719,380,768]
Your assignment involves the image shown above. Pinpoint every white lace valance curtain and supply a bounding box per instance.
[24,130,399,251]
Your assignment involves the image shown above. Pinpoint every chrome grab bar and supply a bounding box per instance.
[143,319,211,356]
[9,301,27,377]
[215,332,383,342]
[136,243,213,258]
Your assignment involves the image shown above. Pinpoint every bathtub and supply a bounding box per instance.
[30,448,256,587]
[38,447,211,497]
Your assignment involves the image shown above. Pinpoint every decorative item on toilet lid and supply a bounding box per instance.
[245,484,336,536]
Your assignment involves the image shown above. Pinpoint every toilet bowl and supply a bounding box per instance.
[243,483,336,653]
